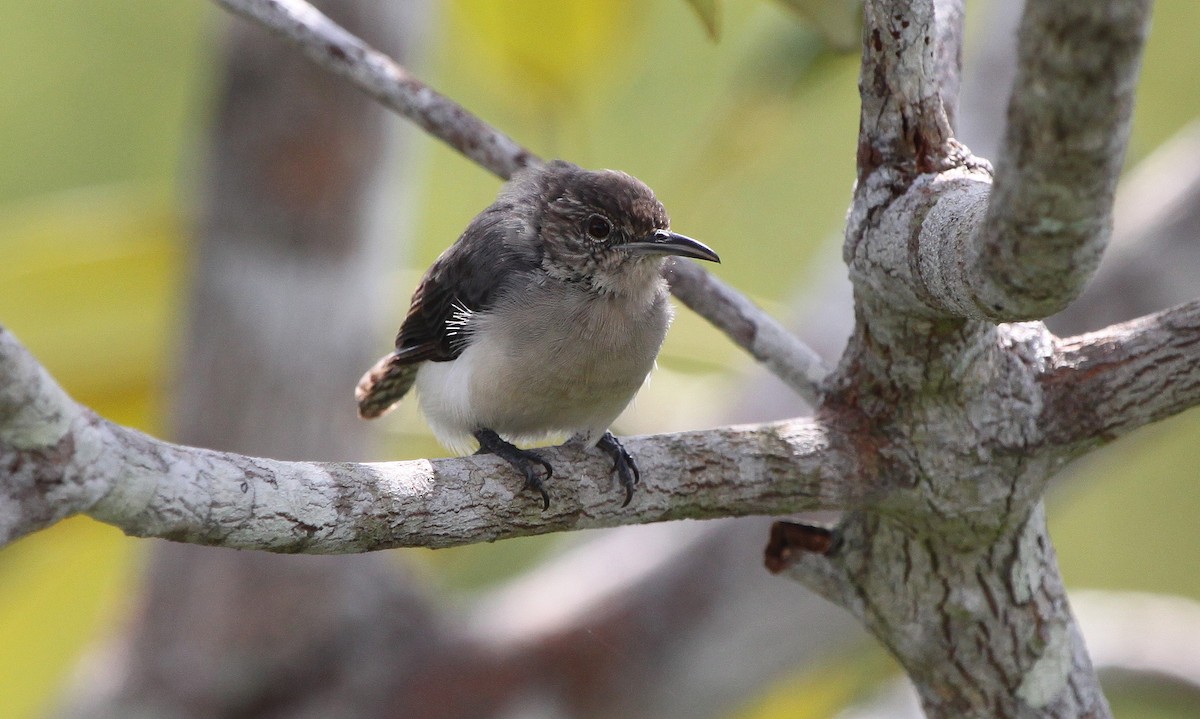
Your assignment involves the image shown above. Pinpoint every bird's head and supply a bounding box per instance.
[520,161,719,295]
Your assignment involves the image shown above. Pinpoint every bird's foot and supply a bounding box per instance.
[474,429,553,510]
[597,431,640,507]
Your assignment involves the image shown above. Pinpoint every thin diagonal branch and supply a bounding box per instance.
[971,0,1153,320]
[0,327,850,551]
[1040,298,1200,450]
[662,261,831,406]
[214,0,535,179]
[212,0,829,401]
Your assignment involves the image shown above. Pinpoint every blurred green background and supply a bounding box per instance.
[2,1,1199,717]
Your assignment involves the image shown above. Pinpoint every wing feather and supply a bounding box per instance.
[355,203,540,418]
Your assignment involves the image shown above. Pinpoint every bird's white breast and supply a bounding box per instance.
[414,276,673,454]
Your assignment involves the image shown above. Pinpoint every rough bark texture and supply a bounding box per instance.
[0,0,1189,717]
[0,328,846,549]
[787,0,1151,716]
[1051,121,1200,333]
[974,0,1150,320]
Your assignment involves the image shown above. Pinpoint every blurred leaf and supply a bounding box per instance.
[732,646,899,719]
[683,0,721,40]
[774,0,862,52]
[449,0,637,104]
[0,185,182,430]
[0,518,138,719]
[0,0,211,205]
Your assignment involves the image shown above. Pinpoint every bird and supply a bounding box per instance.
[355,159,719,509]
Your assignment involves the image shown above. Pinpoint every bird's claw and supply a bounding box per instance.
[474,429,554,510]
[597,432,640,507]
[521,456,553,510]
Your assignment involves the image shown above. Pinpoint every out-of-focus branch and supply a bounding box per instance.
[1073,590,1200,693]
[210,0,830,400]
[213,0,534,179]
[450,520,866,719]
[1051,120,1200,334]
[969,0,1153,320]
[1040,298,1200,450]
[0,327,850,551]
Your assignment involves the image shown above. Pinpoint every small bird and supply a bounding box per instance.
[355,160,719,508]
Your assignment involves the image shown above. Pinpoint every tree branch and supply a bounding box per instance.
[845,0,990,320]
[856,0,962,180]
[210,0,829,402]
[836,590,1200,717]
[785,504,1110,718]
[213,0,534,180]
[662,260,831,406]
[1040,298,1200,450]
[0,326,850,551]
[848,0,1154,330]
[969,0,1153,320]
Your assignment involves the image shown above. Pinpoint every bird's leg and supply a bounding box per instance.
[473,429,553,510]
[596,431,640,507]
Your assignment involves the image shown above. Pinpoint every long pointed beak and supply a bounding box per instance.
[624,229,720,263]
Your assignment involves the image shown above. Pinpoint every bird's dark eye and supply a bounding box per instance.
[585,215,612,241]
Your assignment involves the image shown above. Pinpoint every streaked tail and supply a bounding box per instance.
[355,352,420,419]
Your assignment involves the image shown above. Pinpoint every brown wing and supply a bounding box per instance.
[356,205,540,418]
[393,206,537,360]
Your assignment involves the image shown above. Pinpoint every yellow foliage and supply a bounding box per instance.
[0,185,181,429]
[0,186,174,718]
[447,0,637,104]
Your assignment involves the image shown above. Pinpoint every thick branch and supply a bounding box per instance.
[850,0,1154,326]
[856,0,962,180]
[845,0,987,320]
[211,0,828,402]
[1040,298,1200,450]
[970,0,1153,320]
[786,504,1110,719]
[0,327,850,551]
[823,590,1200,718]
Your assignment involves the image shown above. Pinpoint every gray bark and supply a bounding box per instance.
[0,352,846,549]
[794,0,1150,715]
